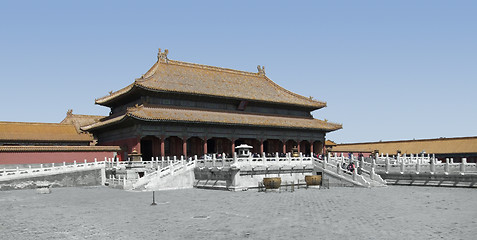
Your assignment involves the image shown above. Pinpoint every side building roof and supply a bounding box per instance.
[60,109,105,133]
[331,137,477,155]
[0,121,93,143]
[0,145,121,152]
[82,105,342,132]
[95,50,326,109]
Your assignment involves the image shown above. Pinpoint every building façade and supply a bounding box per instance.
[82,49,342,161]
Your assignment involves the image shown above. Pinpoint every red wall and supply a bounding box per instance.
[0,151,117,165]
[100,137,139,161]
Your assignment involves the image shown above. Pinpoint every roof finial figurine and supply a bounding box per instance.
[67,109,73,116]
[157,48,169,63]
[257,65,265,76]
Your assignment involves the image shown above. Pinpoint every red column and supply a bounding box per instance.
[203,137,208,155]
[310,141,314,155]
[160,136,165,157]
[297,140,301,153]
[231,138,235,155]
[183,137,187,157]
[260,139,264,154]
[282,140,286,153]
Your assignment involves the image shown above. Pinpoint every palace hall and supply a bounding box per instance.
[82,49,342,161]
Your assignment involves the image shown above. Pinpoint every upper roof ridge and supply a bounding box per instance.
[166,59,265,78]
[139,48,265,79]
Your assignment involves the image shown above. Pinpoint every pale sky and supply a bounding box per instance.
[1,0,476,143]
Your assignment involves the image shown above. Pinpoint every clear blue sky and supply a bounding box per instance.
[1,0,476,144]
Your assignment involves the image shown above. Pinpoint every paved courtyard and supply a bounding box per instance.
[1,186,475,240]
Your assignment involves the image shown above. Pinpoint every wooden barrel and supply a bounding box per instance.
[305,175,322,186]
[262,177,282,189]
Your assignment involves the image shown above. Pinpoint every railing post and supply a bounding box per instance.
[233,152,237,164]
[336,161,341,175]
[444,158,449,175]
[222,154,226,167]
[171,157,175,175]
[359,156,364,174]
[370,166,375,180]
[415,159,420,174]
[385,157,390,174]
[400,158,405,174]
[430,157,435,174]
[352,167,357,181]
[460,158,466,175]
[212,154,216,167]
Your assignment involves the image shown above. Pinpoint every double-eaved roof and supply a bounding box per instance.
[96,57,326,109]
[86,50,341,133]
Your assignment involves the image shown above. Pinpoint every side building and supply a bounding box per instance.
[0,113,119,166]
[330,136,477,163]
[83,49,342,161]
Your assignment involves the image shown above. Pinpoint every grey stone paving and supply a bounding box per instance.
[0,186,475,240]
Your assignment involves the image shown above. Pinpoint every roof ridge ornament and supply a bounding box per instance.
[257,65,265,76]
[157,48,169,63]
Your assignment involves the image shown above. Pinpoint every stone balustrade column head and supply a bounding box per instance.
[460,158,466,175]
[444,159,449,175]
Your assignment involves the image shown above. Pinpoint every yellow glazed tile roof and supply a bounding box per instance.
[0,145,121,152]
[82,105,342,132]
[331,137,477,155]
[60,110,105,133]
[96,57,326,109]
[0,122,94,142]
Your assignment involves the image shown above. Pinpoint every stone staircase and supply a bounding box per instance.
[131,160,196,191]
[313,158,387,188]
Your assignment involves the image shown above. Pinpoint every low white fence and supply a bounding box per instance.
[0,158,108,181]
[195,152,314,169]
[327,153,477,175]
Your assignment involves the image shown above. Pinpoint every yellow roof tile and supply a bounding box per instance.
[0,122,93,142]
[83,105,342,132]
[331,137,477,154]
[0,145,121,152]
[96,58,326,109]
